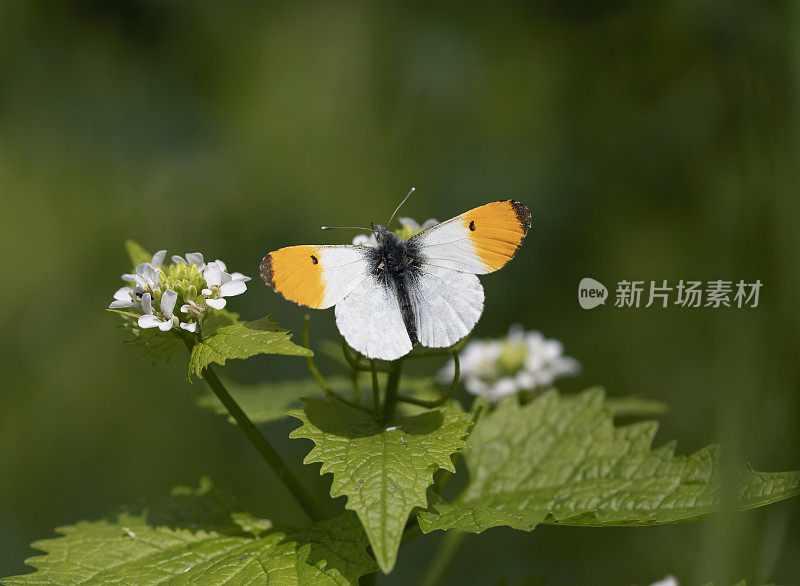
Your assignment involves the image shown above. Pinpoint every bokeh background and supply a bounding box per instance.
[2,1,799,584]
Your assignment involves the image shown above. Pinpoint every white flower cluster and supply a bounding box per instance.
[109,250,250,334]
[352,216,439,247]
[439,325,581,403]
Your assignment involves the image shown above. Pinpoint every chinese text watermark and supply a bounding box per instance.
[579,278,762,309]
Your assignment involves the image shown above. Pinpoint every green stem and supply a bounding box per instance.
[370,359,381,417]
[351,369,361,405]
[418,530,466,586]
[186,339,326,523]
[381,359,403,424]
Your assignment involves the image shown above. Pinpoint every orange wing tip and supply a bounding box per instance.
[465,200,532,271]
[262,245,326,308]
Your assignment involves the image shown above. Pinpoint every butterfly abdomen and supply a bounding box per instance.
[368,229,424,346]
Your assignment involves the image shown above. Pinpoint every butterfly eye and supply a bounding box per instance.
[469,220,476,231]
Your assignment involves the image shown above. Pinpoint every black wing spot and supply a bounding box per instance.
[469,220,476,231]
[310,255,319,264]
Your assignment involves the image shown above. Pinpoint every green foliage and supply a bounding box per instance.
[119,317,184,364]
[202,308,240,335]
[289,399,472,573]
[5,479,376,585]
[188,316,312,381]
[124,239,153,268]
[198,377,327,425]
[417,389,800,534]
[197,374,446,425]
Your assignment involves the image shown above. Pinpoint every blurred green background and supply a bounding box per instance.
[1,1,799,584]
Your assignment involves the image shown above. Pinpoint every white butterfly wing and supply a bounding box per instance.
[335,277,413,361]
[412,265,485,348]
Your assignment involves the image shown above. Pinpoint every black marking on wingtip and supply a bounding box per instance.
[509,200,532,233]
[260,254,275,287]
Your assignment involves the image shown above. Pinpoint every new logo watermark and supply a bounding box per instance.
[578,278,608,309]
[578,278,762,309]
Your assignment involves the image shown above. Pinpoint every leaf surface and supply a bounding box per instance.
[289,399,471,573]
[417,389,800,533]
[188,316,311,380]
[6,479,376,585]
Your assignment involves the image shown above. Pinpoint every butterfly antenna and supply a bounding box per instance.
[320,225,374,232]
[387,187,416,227]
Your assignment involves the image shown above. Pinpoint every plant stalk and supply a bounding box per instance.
[381,359,403,424]
[185,337,326,523]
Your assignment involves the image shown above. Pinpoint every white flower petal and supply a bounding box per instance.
[206,297,227,309]
[113,287,133,301]
[186,252,205,267]
[220,280,246,297]
[649,576,679,586]
[398,217,421,232]
[157,318,174,332]
[121,273,136,282]
[151,250,167,267]
[201,288,213,296]
[204,265,222,287]
[141,292,153,314]
[160,289,178,316]
[352,234,378,247]
[138,314,161,329]
[171,255,187,265]
[213,259,227,272]
[421,218,440,229]
[109,299,136,309]
[180,321,198,332]
[230,272,251,282]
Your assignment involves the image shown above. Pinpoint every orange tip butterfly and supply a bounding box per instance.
[261,189,531,361]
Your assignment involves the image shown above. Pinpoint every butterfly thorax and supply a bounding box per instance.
[367,225,424,345]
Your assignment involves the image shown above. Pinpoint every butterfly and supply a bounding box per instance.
[261,190,531,361]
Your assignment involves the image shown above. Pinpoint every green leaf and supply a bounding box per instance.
[188,316,312,381]
[202,307,240,334]
[417,388,800,534]
[289,399,472,573]
[118,316,184,364]
[124,239,153,268]
[6,478,376,585]
[198,378,327,425]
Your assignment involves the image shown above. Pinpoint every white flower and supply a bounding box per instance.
[138,290,178,332]
[438,325,580,403]
[398,216,439,233]
[171,252,206,270]
[648,576,679,586]
[121,250,166,281]
[202,262,248,309]
[109,286,138,309]
[109,247,250,336]
[352,233,379,247]
[206,259,252,283]
[352,216,440,246]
